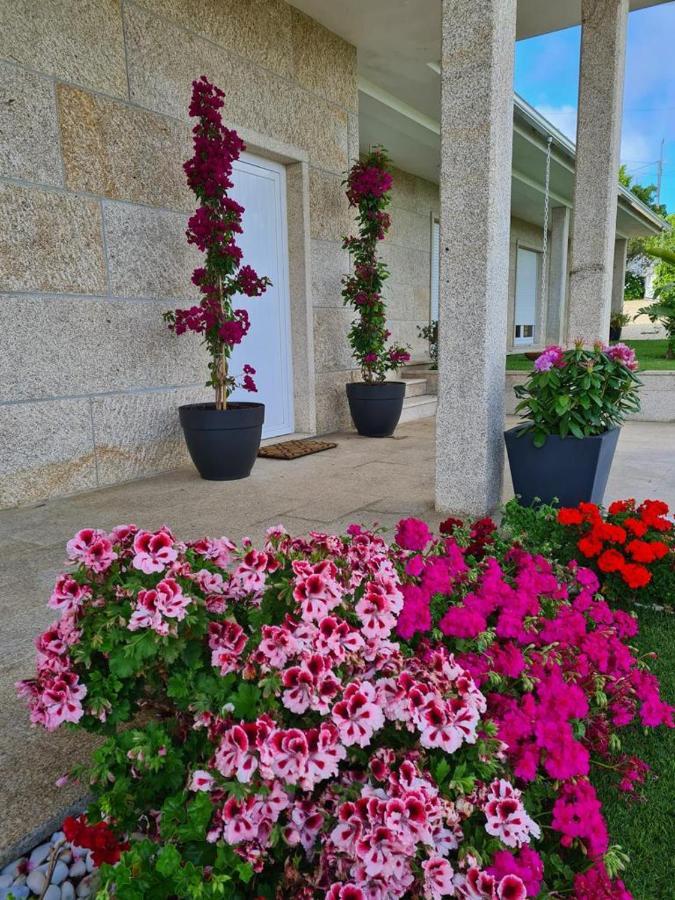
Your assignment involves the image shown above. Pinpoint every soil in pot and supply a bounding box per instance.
[504,425,620,507]
[179,402,264,480]
[346,381,406,438]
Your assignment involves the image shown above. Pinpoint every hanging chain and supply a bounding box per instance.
[540,136,553,307]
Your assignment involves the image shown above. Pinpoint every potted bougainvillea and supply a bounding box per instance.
[164,77,271,480]
[505,341,641,506]
[17,514,672,897]
[342,148,411,437]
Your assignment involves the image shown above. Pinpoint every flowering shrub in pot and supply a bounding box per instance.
[18,513,672,898]
[342,148,411,437]
[164,76,271,480]
[505,341,641,506]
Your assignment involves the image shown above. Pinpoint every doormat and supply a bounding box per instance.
[258,438,337,460]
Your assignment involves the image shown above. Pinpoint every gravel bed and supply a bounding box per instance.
[0,832,99,900]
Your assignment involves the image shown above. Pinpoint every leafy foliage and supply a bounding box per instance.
[512,341,642,447]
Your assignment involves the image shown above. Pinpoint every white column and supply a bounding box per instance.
[611,237,628,315]
[545,206,570,345]
[435,0,517,516]
[567,0,629,343]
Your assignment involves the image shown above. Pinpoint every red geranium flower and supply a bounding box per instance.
[558,508,584,526]
[620,563,652,590]
[577,536,603,558]
[597,549,625,573]
[624,517,648,538]
[63,815,129,867]
[597,523,627,545]
[608,499,635,515]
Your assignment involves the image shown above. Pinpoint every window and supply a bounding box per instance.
[513,247,539,346]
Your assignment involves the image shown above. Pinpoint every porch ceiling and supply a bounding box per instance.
[299,0,669,237]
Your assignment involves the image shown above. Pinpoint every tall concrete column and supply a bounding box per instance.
[545,206,570,344]
[611,237,628,314]
[435,0,517,516]
[567,0,629,343]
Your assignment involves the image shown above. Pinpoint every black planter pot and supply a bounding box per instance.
[609,326,622,342]
[346,381,406,438]
[504,425,620,507]
[179,402,264,481]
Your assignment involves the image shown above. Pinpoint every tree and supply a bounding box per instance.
[640,233,675,359]
[619,165,668,218]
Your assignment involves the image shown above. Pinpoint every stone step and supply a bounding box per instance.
[401,377,428,398]
[399,394,437,423]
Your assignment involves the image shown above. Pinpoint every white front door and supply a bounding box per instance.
[229,153,293,439]
[514,247,538,346]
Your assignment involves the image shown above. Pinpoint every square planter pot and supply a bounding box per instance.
[504,425,620,507]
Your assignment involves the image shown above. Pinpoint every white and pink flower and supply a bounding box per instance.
[132,529,177,574]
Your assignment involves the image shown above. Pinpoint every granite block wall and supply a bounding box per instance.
[0,0,359,506]
[382,166,439,363]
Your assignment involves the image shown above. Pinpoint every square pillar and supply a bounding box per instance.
[612,237,628,315]
[435,0,517,516]
[567,0,629,343]
[545,206,570,345]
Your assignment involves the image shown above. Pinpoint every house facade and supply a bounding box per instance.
[0,0,665,508]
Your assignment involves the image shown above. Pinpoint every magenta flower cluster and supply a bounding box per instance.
[164,76,271,406]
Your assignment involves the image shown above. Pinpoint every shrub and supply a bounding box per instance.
[342,148,410,383]
[163,76,271,409]
[18,517,672,898]
[512,341,641,447]
[417,320,438,368]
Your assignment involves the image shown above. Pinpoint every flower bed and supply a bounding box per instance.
[17,514,673,898]
[501,499,674,609]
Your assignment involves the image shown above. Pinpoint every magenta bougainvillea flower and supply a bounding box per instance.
[164,76,271,409]
[342,147,411,383]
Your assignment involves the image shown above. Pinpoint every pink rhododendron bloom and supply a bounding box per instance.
[132,529,177,574]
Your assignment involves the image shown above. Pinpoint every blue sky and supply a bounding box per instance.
[514,1,675,213]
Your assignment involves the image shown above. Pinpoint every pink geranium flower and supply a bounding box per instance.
[132,529,177,574]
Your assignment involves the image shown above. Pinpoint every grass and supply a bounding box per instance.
[594,605,675,899]
[505,340,674,372]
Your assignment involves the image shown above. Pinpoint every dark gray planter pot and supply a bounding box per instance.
[609,326,622,342]
[179,402,264,481]
[346,381,406,437]
[504,425,620,507]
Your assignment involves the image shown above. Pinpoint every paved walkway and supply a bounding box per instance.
[1,417,673,860]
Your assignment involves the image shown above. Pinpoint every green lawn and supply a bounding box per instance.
[594,605,675,899]
[506,340,674,372]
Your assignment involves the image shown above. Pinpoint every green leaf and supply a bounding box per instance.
[155,844,181,878]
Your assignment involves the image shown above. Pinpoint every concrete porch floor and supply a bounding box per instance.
[1,416,674,860]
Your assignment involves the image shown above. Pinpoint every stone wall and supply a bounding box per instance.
[0,0,358,506]
[382,166,439,363]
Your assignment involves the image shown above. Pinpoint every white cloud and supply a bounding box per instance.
[535,103,577,140]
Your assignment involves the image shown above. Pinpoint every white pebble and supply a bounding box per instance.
[76,875,92,897]
[84,854,94,874]
[51,832,65,844]
[57,850,72,865]
[51,861,69,886]
[29,843,52,868]
[0,876,11,889]
[61,883,76,900]
[26,868,47,894]
[43,886,61,900]
[68,860,86,880]
[1,859,24,878]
